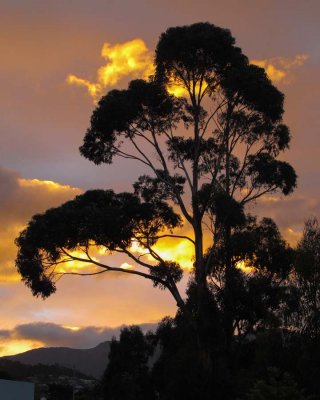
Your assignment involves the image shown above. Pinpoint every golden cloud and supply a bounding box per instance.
[129,225,195,272]
[0,166,195,288]
[67,35,309,103]
[67,39,154,101]
[67,38,199,101]
[0,167,82,283]
[251,54,309,83]
[152,238,194,271]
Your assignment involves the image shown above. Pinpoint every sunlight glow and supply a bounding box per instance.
[130,240,144,253]
[120,262,134,270]
[235,260,255,274]
[62,325,81,331]
[166,78,189,97]
[0,267,21,283]
[56,250,98,273]
[152,239,194,270]
[0,339,43,357]
[130,238,194,271]
[167,78,209,98]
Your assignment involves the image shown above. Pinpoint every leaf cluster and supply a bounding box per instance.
[15,190,181,297]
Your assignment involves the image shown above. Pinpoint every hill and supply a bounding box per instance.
[2,341,110,378]
[0,358,91,381]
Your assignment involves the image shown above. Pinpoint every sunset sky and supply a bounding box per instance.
[1,0,320,356]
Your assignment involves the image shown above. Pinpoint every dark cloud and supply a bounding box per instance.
[0,166,18,204]
[0,330,11,339]
[0,165,81,226]
[248,190,320,246]
[4,322,157,349]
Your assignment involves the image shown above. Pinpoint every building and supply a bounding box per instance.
[0,378,34,400]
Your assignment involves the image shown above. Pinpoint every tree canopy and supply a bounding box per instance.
[15,23,296,311]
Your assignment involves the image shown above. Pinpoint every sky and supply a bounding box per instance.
[0,0,320,356]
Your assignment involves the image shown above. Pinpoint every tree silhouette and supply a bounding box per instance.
[287,218,320,339]
[15,22,296,327]
[246,368,307,400]
[101,326,154,400]
[210,217,294,342]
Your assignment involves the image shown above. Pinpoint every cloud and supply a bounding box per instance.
[67,39,154,101]
[148,235,194,271]
[0,166,82,282]
[0,164,193,292]
[251,54,309,83]
[249,191,320,246]
[66,34,309,103]
[0,322,158,355]
[0,166,82,225]
[0,330,11,338]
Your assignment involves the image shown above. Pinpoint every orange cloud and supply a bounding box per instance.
[0,167,82,283]
[251,54,309,83]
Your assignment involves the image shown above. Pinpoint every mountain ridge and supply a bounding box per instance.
[2,341,111,378]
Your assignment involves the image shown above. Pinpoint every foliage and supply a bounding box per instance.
[101,326,155,400]
[46,383,73,400]
[203,216,294,343]
[0,358,91,381]
[15,190,182,298]
[292,218,320,338]
[246,368,307,400]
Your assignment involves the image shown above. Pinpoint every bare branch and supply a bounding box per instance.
[59,247,169,287]
[200,99,228,139]
[55,270,109,277]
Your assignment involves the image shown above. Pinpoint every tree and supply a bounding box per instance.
[101,326,154,400]
[246,368,308,400]
[15,22,296,335]
[211,217,294,342]
[288,218,320,339]
[151,316,216,400]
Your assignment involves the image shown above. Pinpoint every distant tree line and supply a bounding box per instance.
[98,218,320,400]
[0,358,90,381]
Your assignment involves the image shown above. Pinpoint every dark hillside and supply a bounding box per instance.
[2,341,110,378]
